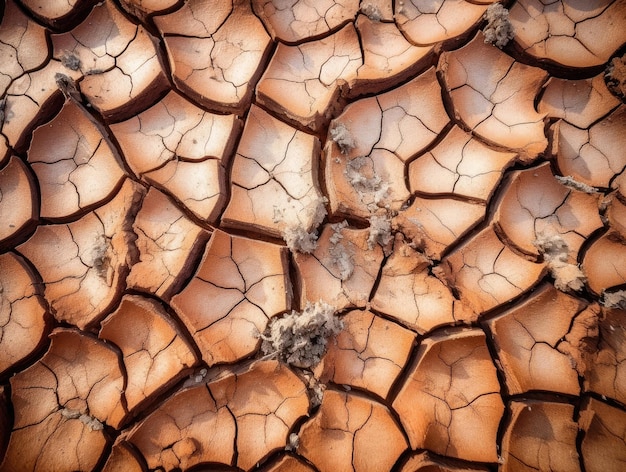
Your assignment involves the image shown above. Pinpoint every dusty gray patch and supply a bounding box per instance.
[259,301,342,369]
[483,4,514,48]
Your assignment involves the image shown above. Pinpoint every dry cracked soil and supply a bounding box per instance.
[1,0,626,471]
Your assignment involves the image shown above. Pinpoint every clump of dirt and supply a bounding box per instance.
[367,214,392,250]
[259,301,343,369]
[60,408,104,431]
[330,122,356,154]
[360,3,382,21]
[602,289,626,309]
[281,197,328,254]
[328,221,354,280]
[533,232,587,292]
[282,226,319,254]
[483,3,514,48]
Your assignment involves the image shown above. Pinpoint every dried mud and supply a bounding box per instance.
[1,1,626,471]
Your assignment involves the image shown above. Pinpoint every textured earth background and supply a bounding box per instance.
[1,0,626,470]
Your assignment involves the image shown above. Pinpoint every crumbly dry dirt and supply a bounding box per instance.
[1,1,626,471]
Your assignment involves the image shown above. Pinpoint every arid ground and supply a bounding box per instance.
[1,0,626,471]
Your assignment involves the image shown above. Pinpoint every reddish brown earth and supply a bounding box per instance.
[1,1,626,471]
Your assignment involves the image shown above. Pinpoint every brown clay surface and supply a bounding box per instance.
[1,1,626,471]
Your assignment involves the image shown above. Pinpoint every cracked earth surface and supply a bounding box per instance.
[1,0,626,471]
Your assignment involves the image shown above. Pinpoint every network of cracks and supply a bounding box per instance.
[1,0,626,471]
